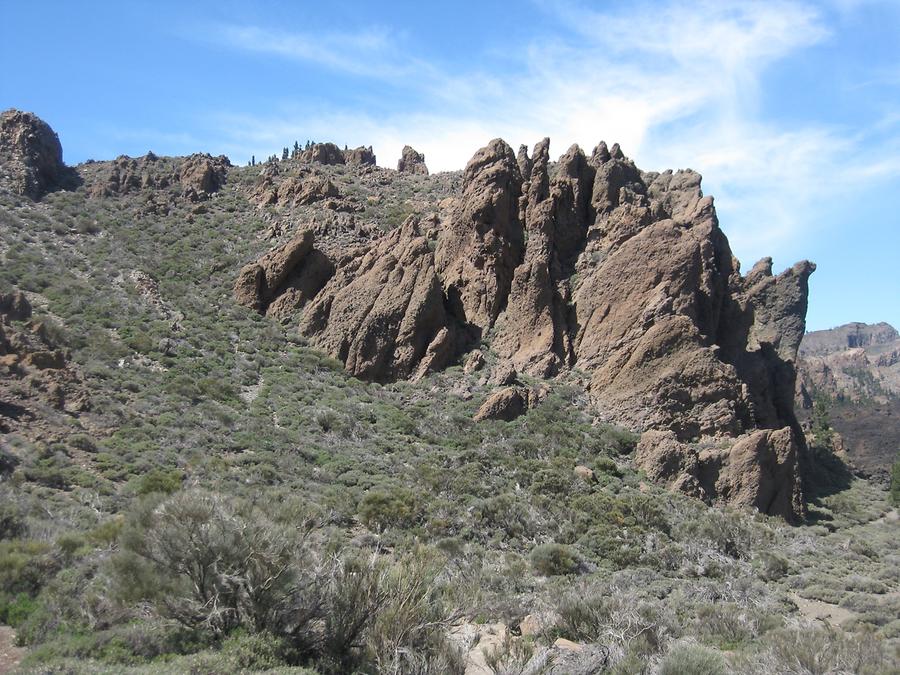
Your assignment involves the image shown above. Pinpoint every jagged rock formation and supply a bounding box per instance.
[299,142,345,165]
[0,109,75,198]
[344,146,376,166]
[434,139,523,332]
[299,218,451,382]
[233,228,334,318]
[251,173,340,208]
[235,136,815,518]
[86,152,229,201]
[397,145,428,175]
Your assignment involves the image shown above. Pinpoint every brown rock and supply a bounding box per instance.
[300,143,345,165]
[299,218,453,382]
[23,350,66,370]
[474,386,528,422]
[397,145,428,175]
[234,228,319,313]
[0,291,32,321]
[463,349,486,374]
[435,139,524,333]
[177,153,230,200]
[0,109,70,198]
[344,146,376,166]
[635,427,804,520]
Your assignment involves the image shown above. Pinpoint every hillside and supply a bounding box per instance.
[797,322,900,483]
[0,109,897,674]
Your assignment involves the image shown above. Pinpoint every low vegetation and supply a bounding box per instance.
[0,161,897,673]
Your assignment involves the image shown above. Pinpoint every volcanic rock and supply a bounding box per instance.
[434,139,524,333]
[474,386,528,422]
[0,291,32,321]
[397,145,428,175]
[344,146,376,166]
[300,143,345,165]
[234,228,331,315]
[0,109,72,198]
[177,153,230,200]
[299,217,453,382]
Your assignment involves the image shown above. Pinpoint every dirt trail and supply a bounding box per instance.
[790,592,857,627]
[0,626,25,674]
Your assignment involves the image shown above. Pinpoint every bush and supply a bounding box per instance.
[659,641,727,675]
[530,543,579,576]
[358,488,419,532]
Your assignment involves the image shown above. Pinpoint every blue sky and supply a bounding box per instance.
[2,0,898,331]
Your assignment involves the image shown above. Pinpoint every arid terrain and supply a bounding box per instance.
[0,109,897,674]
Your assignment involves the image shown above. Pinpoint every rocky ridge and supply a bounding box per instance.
[235,136,815,519]
[796,322,900,480]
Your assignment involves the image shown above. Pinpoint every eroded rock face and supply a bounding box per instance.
[0,109,70,198]
[300,143,345,165]
[178,153,230,200]
[344,146,376,166]
[299,218,453,382]
[434,139,524,334]
[88,152,229,201]
[397,145,428,175]
[233,228,332,316]
[635,426,803,521]
[231,136,815,518]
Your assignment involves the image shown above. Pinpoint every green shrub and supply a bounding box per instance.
[135,469,183,495]
[530,543,579,576]
[358,488,418,531]
[659,641,726,675]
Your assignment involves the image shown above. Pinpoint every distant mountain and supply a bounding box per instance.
[797,322,900,482]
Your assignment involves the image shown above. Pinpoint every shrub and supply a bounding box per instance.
[530,543,579,576]
[358,488,419,532]
[659,641,727,675]
[135,469,183,495]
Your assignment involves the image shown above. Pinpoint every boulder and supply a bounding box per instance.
[397,145,428,175]
[474,386,529,422]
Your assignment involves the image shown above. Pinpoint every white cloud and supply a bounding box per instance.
[205,0,900,268]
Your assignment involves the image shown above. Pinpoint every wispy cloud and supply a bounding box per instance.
[203,0,900,267]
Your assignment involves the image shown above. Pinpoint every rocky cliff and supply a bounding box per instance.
[0,109,77,199]
[236,137,815,519]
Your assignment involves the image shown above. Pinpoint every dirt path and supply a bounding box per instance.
[790,592,857,627]
[0,625,25,674]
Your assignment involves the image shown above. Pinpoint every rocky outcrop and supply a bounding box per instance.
[0,109,74,198]
[434,139,524,334]
[298,218,453,382]
[177,153,230,200]
[636,427,803,521]
[251,174,340,208]
[300,143,345,165]
[231,135,815,518]
[88,152,229,201]
[344,146,376,166]
[397,145,428,175]
[234,228,333,317]
[473,384,547,422]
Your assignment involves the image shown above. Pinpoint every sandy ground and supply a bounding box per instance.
[0,626,25,674]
